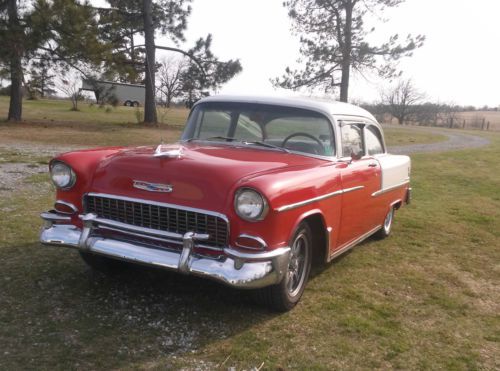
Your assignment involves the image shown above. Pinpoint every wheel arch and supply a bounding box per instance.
[391,199,403,210]
[291,209,329,266]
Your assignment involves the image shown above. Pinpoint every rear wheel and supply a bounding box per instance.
[79,251,124,273]
[254,222,312,312]
[124,100,131,107]
[375,206,395,239]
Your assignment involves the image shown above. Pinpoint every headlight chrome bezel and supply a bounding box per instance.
[50,161,76,190]
[234,187,269,222]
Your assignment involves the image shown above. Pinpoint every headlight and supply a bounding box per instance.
[50,161,76,189]
[234,188,268,221]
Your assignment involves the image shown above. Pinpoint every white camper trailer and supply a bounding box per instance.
[81,80,146,107]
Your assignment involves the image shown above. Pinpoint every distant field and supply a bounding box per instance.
[458,111,500,130]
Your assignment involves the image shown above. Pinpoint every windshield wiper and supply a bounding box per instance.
[204,136,238,141]
[242,140,290,153]
[185,136,237,142]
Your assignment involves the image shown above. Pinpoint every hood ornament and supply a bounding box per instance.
[133,180,173,193]
[154,143,183,158]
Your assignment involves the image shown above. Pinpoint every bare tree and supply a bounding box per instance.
[439,103,461,128]
[157,56,187,107]
[58,71,83,111]
[381,79,425,125]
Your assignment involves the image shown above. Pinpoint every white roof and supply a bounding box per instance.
[197,95,377,122]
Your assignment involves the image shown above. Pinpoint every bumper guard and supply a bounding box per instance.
[40,211,290,289]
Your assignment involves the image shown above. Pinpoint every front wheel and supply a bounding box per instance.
[254,222,312,312]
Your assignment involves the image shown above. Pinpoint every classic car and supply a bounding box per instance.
[40,95,411,311]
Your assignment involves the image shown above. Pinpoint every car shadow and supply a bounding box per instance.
[2,242,278,369]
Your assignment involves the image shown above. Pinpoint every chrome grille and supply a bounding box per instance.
[84,194,228,248]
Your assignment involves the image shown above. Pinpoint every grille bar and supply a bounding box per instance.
[84,194,229,248]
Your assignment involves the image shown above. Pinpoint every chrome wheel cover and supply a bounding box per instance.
[286,232,309,297]
[384,208,394,234]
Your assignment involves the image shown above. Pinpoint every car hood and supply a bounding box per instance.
[89,142,324,211]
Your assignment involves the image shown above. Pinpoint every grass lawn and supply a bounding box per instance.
[0,99,498,369]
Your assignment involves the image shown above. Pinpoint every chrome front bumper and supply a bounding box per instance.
[40,211,290,289]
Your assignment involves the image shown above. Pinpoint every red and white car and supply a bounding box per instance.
[40,95,411,311]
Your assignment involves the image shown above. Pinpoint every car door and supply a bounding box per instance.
[335,122,382,249]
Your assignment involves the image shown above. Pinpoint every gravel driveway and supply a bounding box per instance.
[0,143,79,197]
[0,129,492,198]
[388,128,490,154]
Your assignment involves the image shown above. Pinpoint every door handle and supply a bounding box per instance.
[368,162,378,167]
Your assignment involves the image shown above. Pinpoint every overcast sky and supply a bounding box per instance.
[155,0,500,107]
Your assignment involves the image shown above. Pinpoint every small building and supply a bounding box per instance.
[81,79,146,107]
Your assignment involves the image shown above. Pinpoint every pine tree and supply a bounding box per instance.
[273,0,425,102]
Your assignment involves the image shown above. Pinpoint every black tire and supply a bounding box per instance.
[375,206,395,239]
[124,100,131,107]
[133,101,140,107]
[79,251,124,274]
[254,222,312,312]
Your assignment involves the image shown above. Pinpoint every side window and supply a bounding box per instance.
[365,126,384,155]
[196,110,231,138]
[341,124,364,157]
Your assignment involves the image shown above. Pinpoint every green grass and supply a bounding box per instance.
[0,96,185,147]
[0,99,498,369]
[0,95,187,127]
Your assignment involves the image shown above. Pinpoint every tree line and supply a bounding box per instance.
[362,78,497,129]
[0,0,242,123]
[2,0,425,124]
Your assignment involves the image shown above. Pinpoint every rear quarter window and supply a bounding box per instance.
[365,126,385,155]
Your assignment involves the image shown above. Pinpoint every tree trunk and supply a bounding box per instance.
[339,1,353,103]
[7,0,23,121]
[143,0,157,124]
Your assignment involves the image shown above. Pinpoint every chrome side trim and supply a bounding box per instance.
[54,200,78,215]
[275,186,364,212]
[371,180,410,197]
[235,234,267,250]
[85,192,230,224]
[328,225,382,262]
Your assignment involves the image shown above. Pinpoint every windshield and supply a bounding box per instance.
[181,102,335,156]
